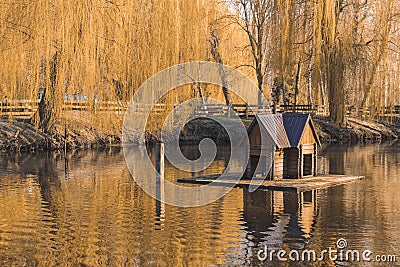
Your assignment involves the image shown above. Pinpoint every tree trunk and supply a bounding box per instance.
[209,29,232,107]
[293,61,301,112]
[256,60,264,108]
[327,47,346,126]
[320,71,326,107]
[282,75,287,106]
[39,51,60,132]
[361,46,387,117]
[307,57,313,106]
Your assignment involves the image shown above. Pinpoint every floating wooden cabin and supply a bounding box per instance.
[246,113,321,180]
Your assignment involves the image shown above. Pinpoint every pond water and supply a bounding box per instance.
[0,142,399,266]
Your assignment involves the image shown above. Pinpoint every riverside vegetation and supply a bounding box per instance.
[1,0,400,151]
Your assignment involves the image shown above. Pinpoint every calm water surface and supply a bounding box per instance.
[0,143,399,266]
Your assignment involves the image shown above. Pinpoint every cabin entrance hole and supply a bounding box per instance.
[303,154,313,177]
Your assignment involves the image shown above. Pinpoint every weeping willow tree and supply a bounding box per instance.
[310,0,345,125]
[313,0,400,123]
[225,0,400,124]
[271,0,296,106]
[359,1,394,118]
[268,0,317,109]
[228,0,350,121]
[0,0,224,131]
[2,0,400,130]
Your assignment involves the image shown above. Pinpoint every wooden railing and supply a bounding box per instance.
[0,100,40,120]
[174,103,272,119]
[346,105,400,117]
[2,99,399,121]
[0,99,125,120]
[269,104,329,117]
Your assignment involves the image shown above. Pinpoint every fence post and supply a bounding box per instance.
[245,103,249,119]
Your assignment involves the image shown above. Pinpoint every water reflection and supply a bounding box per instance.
[242,189,319,265]
[0,142,399,266]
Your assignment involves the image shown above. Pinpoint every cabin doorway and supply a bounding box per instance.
[283,148,299,179]
[303,154,313,177]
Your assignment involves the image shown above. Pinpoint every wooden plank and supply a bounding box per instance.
[178,174,364,192]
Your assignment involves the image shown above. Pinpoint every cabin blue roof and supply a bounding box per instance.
[282,113,311,147]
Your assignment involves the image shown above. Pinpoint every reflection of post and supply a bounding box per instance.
[64,153,69,179]
[156,143,165,220]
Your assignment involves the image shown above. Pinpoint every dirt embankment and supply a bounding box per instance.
[0,117,398,152]
[315,117,399,143]
[0,121,120,152]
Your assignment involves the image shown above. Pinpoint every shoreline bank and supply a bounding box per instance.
[0,117,398,153]
[0,120,120,152]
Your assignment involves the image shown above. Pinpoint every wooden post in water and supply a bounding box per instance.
[155,143,165,219]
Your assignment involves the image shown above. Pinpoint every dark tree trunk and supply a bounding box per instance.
[39,51,60,132]
[326,47,346,126]
[293,61,301,112]
[209,29,232,107]
[282,75,287,106]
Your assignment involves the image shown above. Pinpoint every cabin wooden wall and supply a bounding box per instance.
[273,150,284,179]
[301,123,317,145]
[249,123,274,156]
[249,123,261,156]
[302,143,315,154]
[284,146,317,179]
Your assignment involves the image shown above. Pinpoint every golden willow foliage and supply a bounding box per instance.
[0,0,223,130]
[232,0,400,125]
[1,0,400,128]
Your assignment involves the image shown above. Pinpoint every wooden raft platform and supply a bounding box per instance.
[177,175,364,192]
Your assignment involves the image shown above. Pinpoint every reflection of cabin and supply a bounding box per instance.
[242,190,318,245]
[246,113,321,180]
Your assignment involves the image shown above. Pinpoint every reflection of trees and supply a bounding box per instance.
[243,190,274,243]
[314,142,400,262]
[1,142,399,265]
[37,152,62,212]
[0,147,246,266]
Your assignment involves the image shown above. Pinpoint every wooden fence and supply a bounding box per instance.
[0,100,39,120]
[275,104,328,117]
[2,99,399,121]
[187,103,270,118]
[0,99,125,120]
